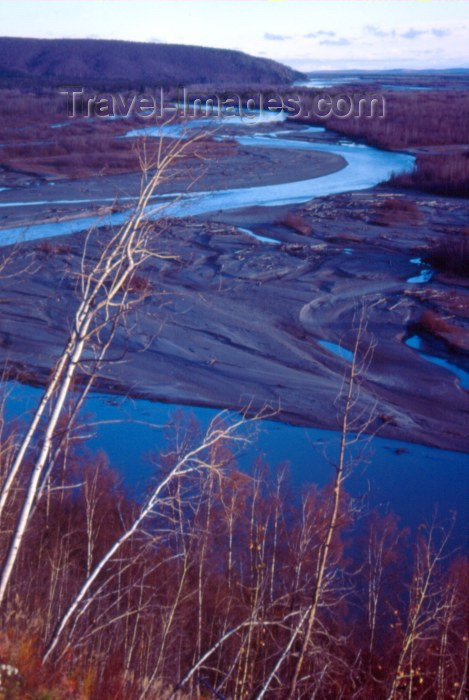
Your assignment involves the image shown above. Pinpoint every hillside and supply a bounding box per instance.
[0,36,303,87]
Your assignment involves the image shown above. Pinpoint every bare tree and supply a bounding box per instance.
[257,306,375,700]
[0,132,205,606]
[386,517,457,700]
[42,411,254,663]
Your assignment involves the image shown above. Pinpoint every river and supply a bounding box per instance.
[0,115,414,246]
[1,113,467,548]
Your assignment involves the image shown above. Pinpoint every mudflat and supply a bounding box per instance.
[0,140,345,230]
[1,186,468,452]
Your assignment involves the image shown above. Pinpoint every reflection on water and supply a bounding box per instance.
[237,227,280,245]
[3,380,468,549]
[407,257,433,284]
[406,335,469,390]
[293,77,363,89]
[407,269,433,284]
[318,340,354,363]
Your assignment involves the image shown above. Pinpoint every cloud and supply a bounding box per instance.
[304,30,336,38]
[401,28,427,40]
[364,25,395,39]
[432,28,451,38]
[319,37,351,46]
[264,32,291,41]
[364,24,452,41]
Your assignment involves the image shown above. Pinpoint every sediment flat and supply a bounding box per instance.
[0,143,345,230]
[1,187,468,453]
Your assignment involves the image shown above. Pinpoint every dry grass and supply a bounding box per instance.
[389,152,469,198]
[316,90,469,149]
[373,196,421,225]
[295,88,469,197]
[424,235,469,277]
[413,310,469,352]
[0,435,466,700]
[416,310,456,336]
[0,89,238,180]
[279,211,313,236]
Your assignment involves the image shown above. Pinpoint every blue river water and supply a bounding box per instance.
[0,118,414,247]
[4,380,468,549]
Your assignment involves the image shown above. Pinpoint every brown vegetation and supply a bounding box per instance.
[389,152,469,198]
[297,88,469,197]
[316,91,469,150]
[373,196,421,225]
[413,309,469,353]
[0,238,466,697]
[35,240,73,257]
[416,310,458,336]
[278,211,313,236]
[425,235,469,278]
[0,430,466,700]
[0,93,467,699]
[0,90,238,180]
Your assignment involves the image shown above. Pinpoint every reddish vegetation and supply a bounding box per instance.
[414,310,469,352]
[318,90,469,149]
[0,427,467,699]
[297,88,469,197]
[2,131,138,178]
[36,240,73,257]
[372,196,421,225]
[278,211,313,236]
[389,153,469,198]
[0,90,133,178]
[0,79,468,700]
[0,90,238,179]
[2,130,238,180]
[425,235,469,278]
[417,310,459,336]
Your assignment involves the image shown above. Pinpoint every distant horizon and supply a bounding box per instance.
[0,1,468,72]
[1,34,468,76]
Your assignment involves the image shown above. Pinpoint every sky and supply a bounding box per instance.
[0,0,468,71]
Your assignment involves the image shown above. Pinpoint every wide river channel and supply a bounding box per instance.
[1,112,467,548]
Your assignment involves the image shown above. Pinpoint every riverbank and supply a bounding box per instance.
[0,142,346,230]
[1,186,468,452]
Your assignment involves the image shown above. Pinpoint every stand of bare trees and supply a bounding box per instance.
[0,404,466,699]
[0,407,467,698]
